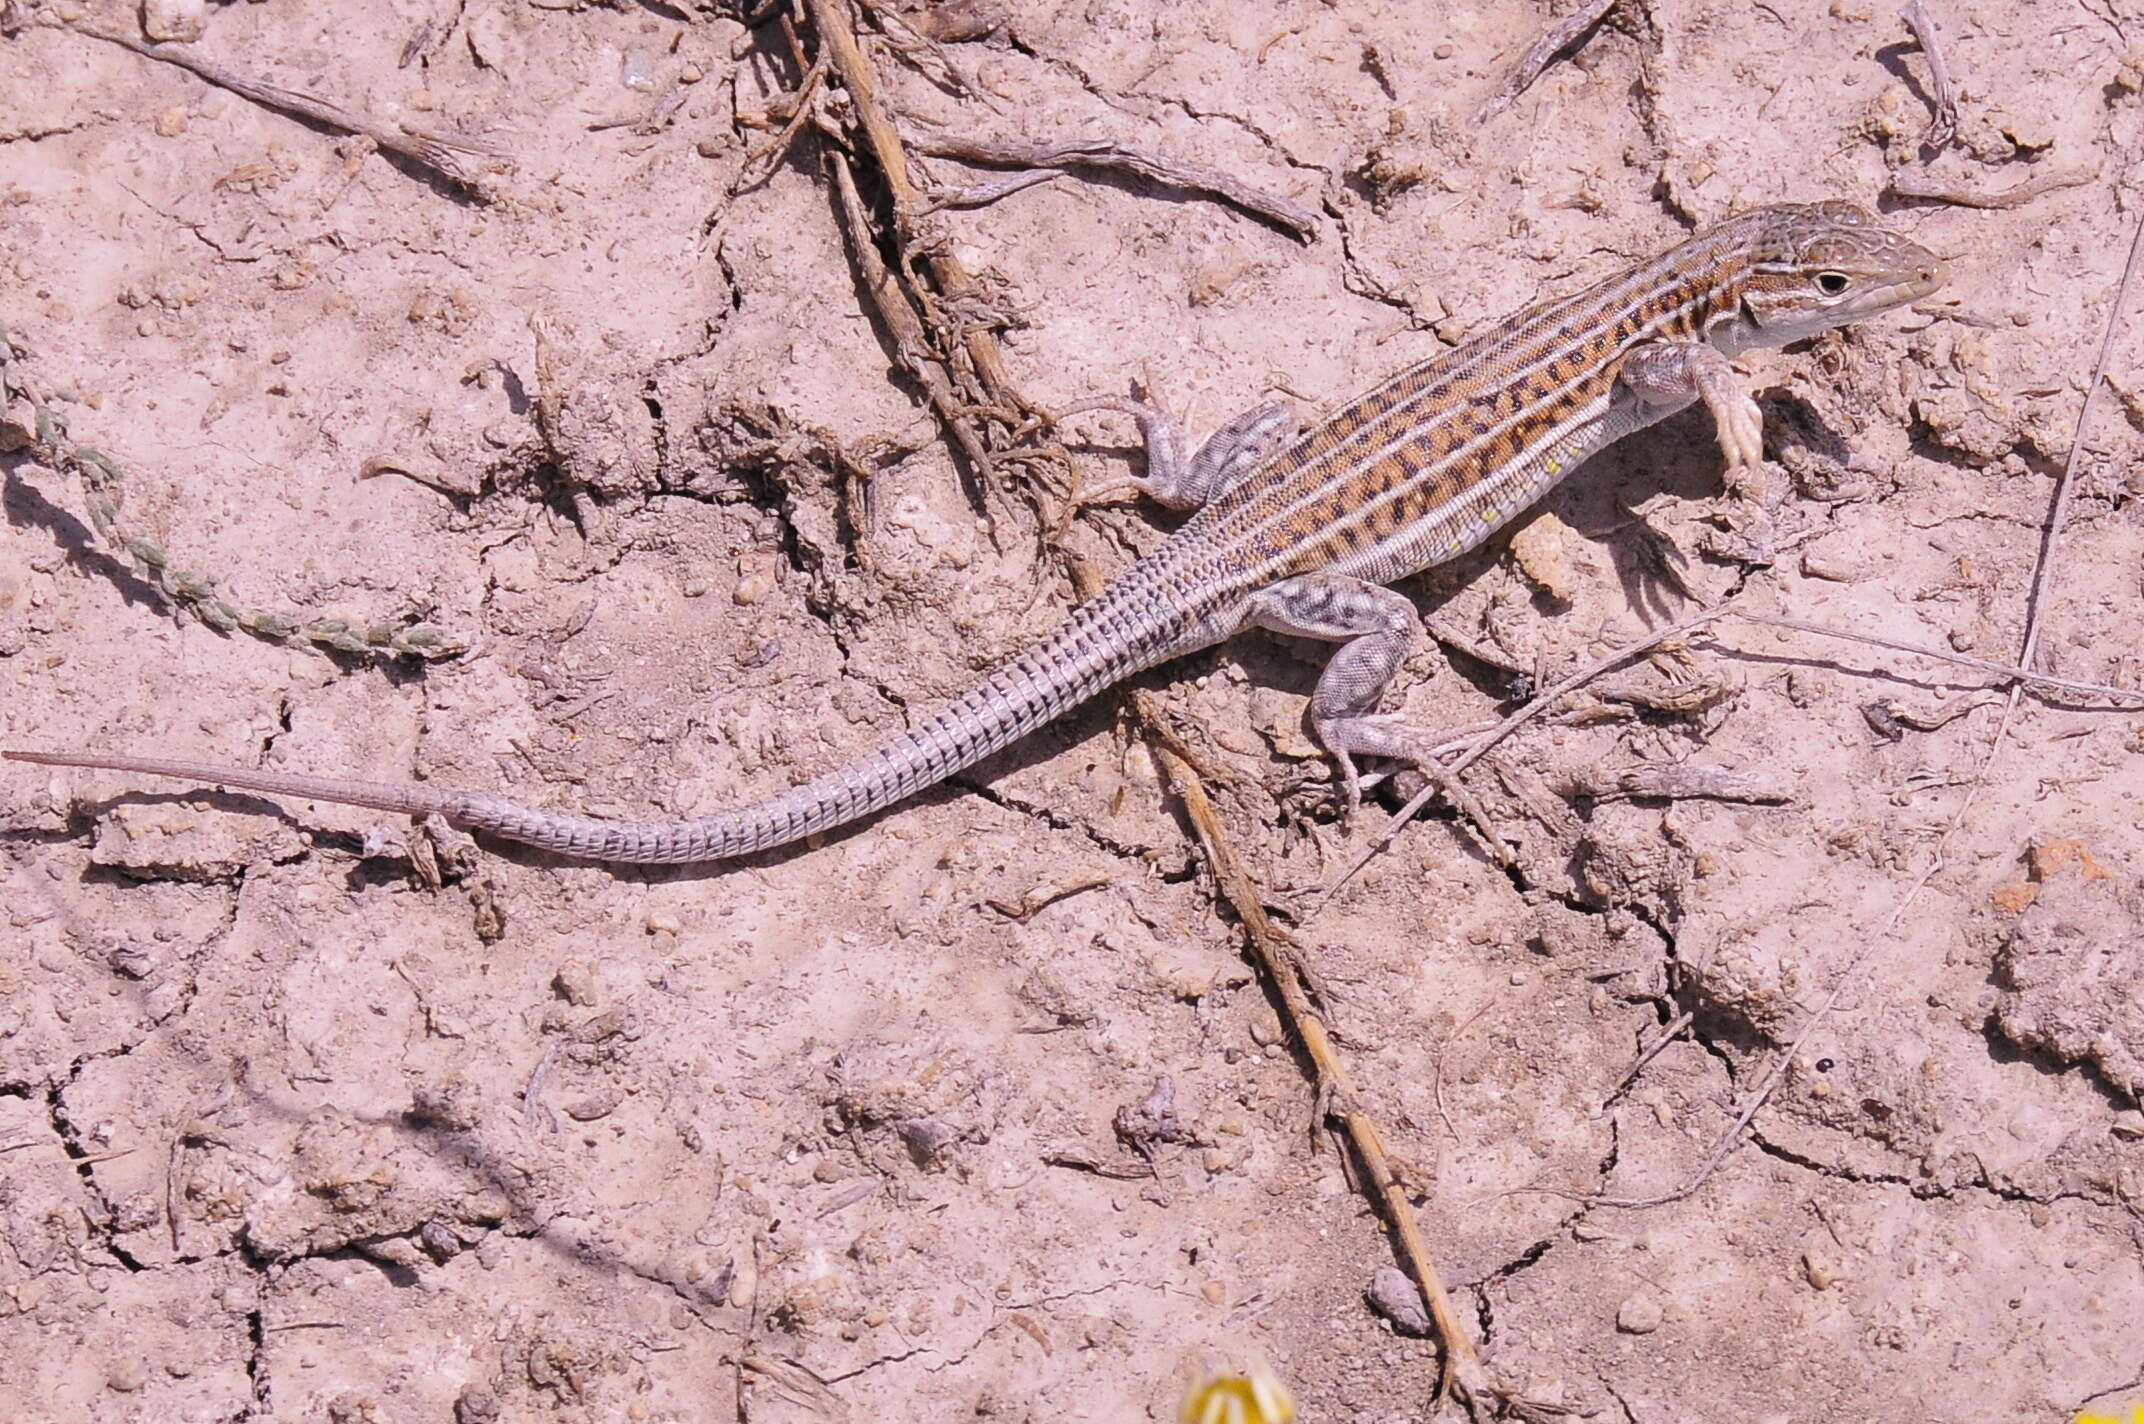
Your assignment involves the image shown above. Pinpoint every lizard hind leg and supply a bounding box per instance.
[1242,573,1432,820]
[1071,391,1301,511]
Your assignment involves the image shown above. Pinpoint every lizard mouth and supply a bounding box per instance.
[1892,256,1950,304]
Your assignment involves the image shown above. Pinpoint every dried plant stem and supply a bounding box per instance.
[71,24,506,198]
[1323,606,1731,901]
[1897,1,1961,150]
[1136,697,1492,1414]
[0,325,465,662]
[908,132,1318,240]
[1727,611,2144,704]
[1473,0,1620,123]
[1888,166,2095,210]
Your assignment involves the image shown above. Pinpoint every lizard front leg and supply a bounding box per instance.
[1617,340,1765,482]
[1243,573,1428,819]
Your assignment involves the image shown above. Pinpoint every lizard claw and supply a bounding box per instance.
[1327,746,1366,826]
[1712,386,1766,479]
[1315,712,1430,827]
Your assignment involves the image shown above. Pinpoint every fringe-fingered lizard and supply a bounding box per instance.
[7,201,1946,864]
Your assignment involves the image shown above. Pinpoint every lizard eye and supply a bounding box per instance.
[1815,271,1852,296]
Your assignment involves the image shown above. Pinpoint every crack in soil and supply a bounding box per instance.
[1747,1126,2129,1213]
[951,771,1191,874]
[46,1070,148,1273]
[824,1278,1140,1381]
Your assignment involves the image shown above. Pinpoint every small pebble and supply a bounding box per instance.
[140,0,207,42]
[1803,1252,1839,1290]
[1364,1268,1431,1336]
[563,1089,619,1122]
[1616,1294,1663,1334]
[552,959,596,1006]
[455,1388,502,1424]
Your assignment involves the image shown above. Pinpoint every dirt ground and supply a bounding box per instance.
[4,0,2143,1420]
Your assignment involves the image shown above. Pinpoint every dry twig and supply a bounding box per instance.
[1135,696,1495,1415]
[1323,606,1733,901]
[785,0,1102,542]
[1897,2,1961,151]
[1725,611,2144,705]
[824,145,997,478]
[730,53,830,192]
[71,25,507,198]
[0,325,465,662]
[1862,690,2006,739]
[1473,0,1620,123]
[909,132,1319,240]
[1328,591,2144,905]
[2016,203,2144,680]
[1604,1010,1695,1105]
[1887,166,2096,210]
[922,167,1066,211]
[801,0,1028,417]
[1551,764,1791,804]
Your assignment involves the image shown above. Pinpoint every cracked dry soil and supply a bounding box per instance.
[4,2,2144,1421]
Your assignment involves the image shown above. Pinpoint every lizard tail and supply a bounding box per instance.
[6,584,1188,864]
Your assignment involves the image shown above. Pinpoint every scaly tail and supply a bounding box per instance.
[7,578,1195,864]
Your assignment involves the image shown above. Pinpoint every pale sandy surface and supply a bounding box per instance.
[3,1,2143,1420]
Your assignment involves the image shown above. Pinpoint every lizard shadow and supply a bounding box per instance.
[1549,403,1745,619]
[1,457,435,686]
[1543,384,1876,619]
[2,457,170,620]
[1344,400,1764,645]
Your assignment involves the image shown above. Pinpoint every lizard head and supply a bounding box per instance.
[1728,201,1948,345]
